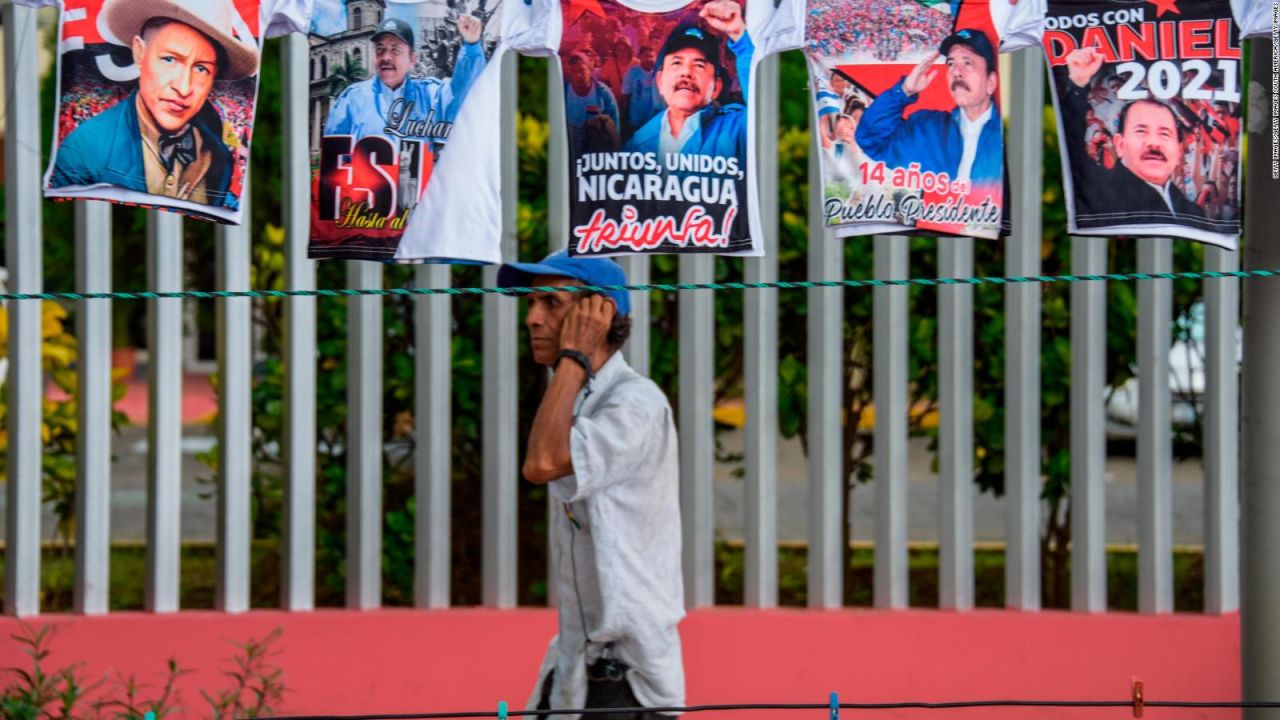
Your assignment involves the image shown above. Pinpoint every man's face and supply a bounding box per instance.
[565,53,593,93]
[1115,101,1181,185]
[614,42,634,64]
[656,47,720,114]
[945,44,996,114]
[830,72,850,96]
[374,35,414,90]
[638,46,656,72]
[834,115,855,144]
[132,22,219,132]
[524,276,578,366]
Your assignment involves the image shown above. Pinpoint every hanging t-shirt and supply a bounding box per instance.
[515,0,797,257]
[1005,0,1268,249]
[783,0,1041,240]
[20,0,308,224]
[308,0,513,262]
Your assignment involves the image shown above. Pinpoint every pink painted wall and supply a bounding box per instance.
[0,609,1240,719]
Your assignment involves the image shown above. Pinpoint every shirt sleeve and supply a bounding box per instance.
[1231,0,1270,38]
[265,0,312,37]
[506,0,561,56]
[552,392,670,503]
[999,0,1046,52]
[751,0,805,56]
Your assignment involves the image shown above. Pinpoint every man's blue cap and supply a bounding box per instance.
[373,17,415,48]
[497,250,631,316]
[657,23,723,77]
[939,28,996,74]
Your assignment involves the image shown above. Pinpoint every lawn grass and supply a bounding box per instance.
[2,541,1206,613]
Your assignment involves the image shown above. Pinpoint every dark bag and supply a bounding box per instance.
[537,658,663,720]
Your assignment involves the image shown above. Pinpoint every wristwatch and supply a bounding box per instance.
[555,348,594,381]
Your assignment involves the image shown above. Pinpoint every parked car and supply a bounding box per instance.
[1105,302,1240,440]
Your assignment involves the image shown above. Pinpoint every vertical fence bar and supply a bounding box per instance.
[1241,36,1280,714]
[74,201,113,615]
[415,264,452,609]
[281,33,317,611]
[807,141,843,609]
[618,257,650,376]
[873,235,909,609]
[1004,49,1043,610]
[1137,237,1173,614]
[483,52,519,608]
[3,1,44,618]
[1070,236,1108,612]
[215,198,252,613]
[938,238,974,610]
[548,61,568,254]
[1203,246,1239,615]
[346,261,383,609]
[145,212,184,613]
[546,61,566,608]
[743,53,779,608]
[680,252,715,609]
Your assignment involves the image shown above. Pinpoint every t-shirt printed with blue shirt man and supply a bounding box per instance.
[781,0,1042,240]
[19,0,308,224]
[520,0,799,257]
[307,0,498,261]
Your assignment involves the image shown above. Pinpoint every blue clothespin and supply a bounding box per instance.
[499,700,509,720]
[830,692,839,720]
[145,713,156,720]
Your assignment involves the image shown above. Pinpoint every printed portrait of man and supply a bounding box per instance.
[855,28,1003,188]
[1058,46,1205,221]
[49,0,261,207]
[623,0,753,161]
[323,15,486,147]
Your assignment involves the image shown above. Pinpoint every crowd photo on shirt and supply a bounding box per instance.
[805,0,954,63]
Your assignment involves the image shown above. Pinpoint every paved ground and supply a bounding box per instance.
[712,428,1208,547]
[2,423,1209,547]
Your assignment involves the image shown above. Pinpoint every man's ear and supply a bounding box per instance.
[132,36,146,67]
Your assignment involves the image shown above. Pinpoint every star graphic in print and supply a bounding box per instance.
[567,0,607,24]
[1150,0,1180,17]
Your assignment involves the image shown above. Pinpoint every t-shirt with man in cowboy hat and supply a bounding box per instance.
[21,0,306,223]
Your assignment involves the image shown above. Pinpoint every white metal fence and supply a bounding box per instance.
[2,3,1244,619]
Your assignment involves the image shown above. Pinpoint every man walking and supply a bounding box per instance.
[500,250,684,720]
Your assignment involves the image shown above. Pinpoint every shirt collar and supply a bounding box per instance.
[956,103,993,134]
[1143,178,1175,212]
[573,350,629,414]
[661,108,704,154]
[135,93,191,147]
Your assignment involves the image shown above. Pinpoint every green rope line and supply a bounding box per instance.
[1,267,1273,302]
